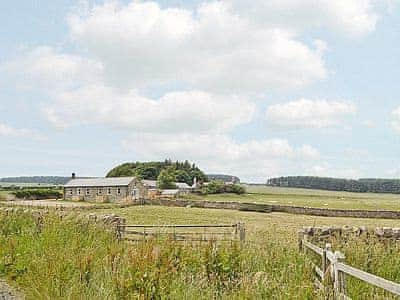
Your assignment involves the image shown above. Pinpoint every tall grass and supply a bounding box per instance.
[0,211,315,299]
[309,234,400,299]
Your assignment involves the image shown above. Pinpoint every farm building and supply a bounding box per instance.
[142,180,193,194]
[63,176,147,203]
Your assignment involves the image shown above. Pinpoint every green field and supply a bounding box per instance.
[185,185,400,210]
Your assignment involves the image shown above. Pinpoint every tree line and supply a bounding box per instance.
[267,176,400,194]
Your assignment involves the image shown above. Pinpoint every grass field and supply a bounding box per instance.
[184,185,400,210]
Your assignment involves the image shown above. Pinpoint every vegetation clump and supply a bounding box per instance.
[202,180,246,195]
[157,168,178,189]
[107,160,208,185]
[12,189,62,200]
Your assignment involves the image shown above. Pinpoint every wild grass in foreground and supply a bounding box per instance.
[0,211,314,299]
[308,234,400,299]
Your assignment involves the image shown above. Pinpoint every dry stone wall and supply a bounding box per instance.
[138,198,400,219]
[300,225,400,240]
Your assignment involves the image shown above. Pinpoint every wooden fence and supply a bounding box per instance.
[298,232,400,299]
[117,223,245,243]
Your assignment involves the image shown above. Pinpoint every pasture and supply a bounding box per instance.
[185,184,400,211]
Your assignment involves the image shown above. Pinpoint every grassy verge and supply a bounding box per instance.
[0,210,315,299]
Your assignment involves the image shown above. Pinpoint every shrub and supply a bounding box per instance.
[157,168,177,189]
[12,189,62,200]
[202,181,246,195]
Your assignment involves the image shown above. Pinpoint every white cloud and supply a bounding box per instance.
[391,106,400,133]
[227,0,379,37]
[0,123,44,140]
[3,46,102,91]
[265,99,356,129]
[121,132,320,181]
[44,86,256,132]
[67,1,326,92]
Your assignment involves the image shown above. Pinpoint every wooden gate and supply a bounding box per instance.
[117,223,245,243]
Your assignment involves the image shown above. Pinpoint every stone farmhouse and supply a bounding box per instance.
[64,174,195,202]
[64,176,147,203]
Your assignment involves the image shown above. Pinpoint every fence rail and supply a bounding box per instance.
[298,231,400,299]
[118,223,245,243]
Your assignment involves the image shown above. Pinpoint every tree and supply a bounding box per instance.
[157,169,177,189]
[175,169,192,185]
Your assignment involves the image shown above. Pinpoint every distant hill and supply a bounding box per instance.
[0,176,70,185]
[267,176,400,194]
[206,174,240,183]
[106,160,208,185]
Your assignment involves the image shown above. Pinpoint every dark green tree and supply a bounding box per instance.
[157,168,177,189]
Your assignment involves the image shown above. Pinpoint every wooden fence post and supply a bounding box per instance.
[238,222,245,243]
[333,251,346,299]
[298,230,304,251]
[322,245,327,281]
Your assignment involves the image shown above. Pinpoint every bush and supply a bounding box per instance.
[157,168,177,189]
[12,189,62,200]
[202,181,246,195]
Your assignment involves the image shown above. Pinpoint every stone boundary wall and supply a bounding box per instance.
[0,207,126,233]
[300,225,400,240]
[138,198,400,219]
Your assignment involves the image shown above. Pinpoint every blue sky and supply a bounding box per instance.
[1,0,400,182]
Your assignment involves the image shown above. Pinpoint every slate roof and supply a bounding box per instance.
[175,182,192,189]
[64,177,135,188]
[142,180,157,188]
[142,180,192,190]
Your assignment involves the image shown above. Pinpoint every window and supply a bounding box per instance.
[69,189,73,195]
[117,187,121,195]
[107,188,111,195]
[77,188,81,195]
[98,188,102,195]
[86,188,90,195]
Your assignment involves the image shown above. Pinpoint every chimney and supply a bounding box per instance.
[72,173,76,180]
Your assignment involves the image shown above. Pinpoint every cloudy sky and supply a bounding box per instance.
[1,0,400,182]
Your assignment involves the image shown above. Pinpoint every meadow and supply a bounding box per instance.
[185,184,400,211]
[1,205,400,299]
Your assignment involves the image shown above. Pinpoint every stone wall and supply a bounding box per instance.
[0,207,126,235]
[300,225,400,240]
[139,198,400,219]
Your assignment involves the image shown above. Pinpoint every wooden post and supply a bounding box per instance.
[238,222,245,243]
[333,251,346,299]
[298,230,304,251]
[322,246,327,281]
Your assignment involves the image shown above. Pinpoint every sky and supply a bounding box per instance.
[1,0,400,182]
